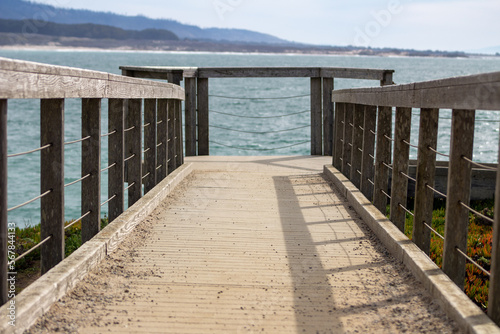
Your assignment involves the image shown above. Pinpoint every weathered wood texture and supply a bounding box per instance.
[333,103,344,170]
[443,109,475,289]
[489,134,500,326]
[126,99,142,206]
[360,105,376,200]
[184,77,197,156]
[341,104,354,178]
[107,99,125,223]
[156,99,168,180]
[412,108,439,255]
[350,104,364,188]
[197,78,209,156]
[143,99,157,193]
[0,100,7,304]
[311,78,322,155]
[81,99,101,243]
[167,99,176,174]
[389,107,412,233]
[373,106,392,213]
[40,99,65,274]
[332,71,500,110]
[175,100,184,166]
[323,78,334,156]
[0,58,184,100]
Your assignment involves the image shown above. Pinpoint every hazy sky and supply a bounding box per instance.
[31,0,499,52]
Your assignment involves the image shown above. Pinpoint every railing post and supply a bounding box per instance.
[341,103,354,178]
[167,99,176,174]
[373,106,392,213]
[489,133,500,326]
[184,77,197,156]
[350,104,364,188]
[81,99,101,243]
[40,99,65,274]
[311,77,322,155]
[389,107,412,232]
[143,99,157,194]
[413,108,439,255]
[197,78,209,156]
[323,77,334,156]
[332,102,344,170]
[157,99,168,181]
[176,99,184,167]
[443,109,475,289]
[0,99,7,304]
[360,105,376,200]
[126,99,142,206]
[108,99,125,223]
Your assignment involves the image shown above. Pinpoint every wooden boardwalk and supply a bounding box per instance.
[28,156,459,333]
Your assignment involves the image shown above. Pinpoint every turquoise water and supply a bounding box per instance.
[1,49,500,227]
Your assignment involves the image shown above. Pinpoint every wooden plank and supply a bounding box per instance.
[389,107,412,233]
[157,99,168,181]
[198,67,320,78]
[120,66,198,79]
[0,58,185,100]
[360,105,376,201]
[443,109,475,289]
[167,99,176,174]
[341,103,354,178]
[176,99,184,167]
[350,104,364,188]
[311,77,322,155]
[412,108,439,255]
[489,133,500,326]
[322,78,334,156]
[143,99,157,194]
[332,103,344,170]
[40,99,65,274]
[107,99,125,223]
[373,106,392,213]
[0,99,6,305]
[332,71,500,111]
[81,99,101,243]
[197,78,209,156]
[184,78,197,157]
[126,99,143,206]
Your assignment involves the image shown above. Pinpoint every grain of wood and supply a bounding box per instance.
[27,157,460,334]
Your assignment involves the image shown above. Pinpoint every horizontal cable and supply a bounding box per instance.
[64,136,90,146]
[427,146,450,158]
[370,130,376,136]
[100,162,116,173]
[459,201,495,225]
[382,162,393,170]
[125,182,136,191]
[455,247,491,277]
[124,126,135,132]
[423,222,445,240]
[210,140,309,152]
[210,124,310,135]
[461,156,497,171]
[384,134,394,142]
[210,109,310,119]
[358,125,364,131]
[367,178,374,186]
[402,139,419,149]
[8,189,51,212]
[426,183,447,198]
[348,122,354,128]
[209,93,309,100]
[64,211,91,230]
[369,154,375,160]
[358,148,363,153]
[157,142,163,147]
[143,122,151,128]
[142,172,151,180]
[347,162,352,167]
[143,147,151,154]
[156,164,163,170]
[101,130,117,137]
[124,154,136,162]
[100,194,117,207]
[348,143,353,147]
[157,120,163,125]
[380,189,391,199]
[8,144,51,158]
[398,203,414,217]
[64,173,90,188]
[400,171,416,183]
[439,117,500,122]
[356,169,362,175]
[14,235,52,262]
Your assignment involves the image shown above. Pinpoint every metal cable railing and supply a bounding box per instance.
[210,124,309,135]
[210,140,309,152]
[209,93,309,100]
[210,109,310,119]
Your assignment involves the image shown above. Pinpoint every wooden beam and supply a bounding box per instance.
[40,99,65,274]
[322,78,334,156]
[107,99,125,223]
[311,78,322,155]
[0,99,7,305]
[184,78,197,156]
[143,99,157,194]
[332,103,344,170]
[126,99,142,206]
[489,133,500,326]
[360,105,376,201]
[197,78,209,156]
[167,99,176,174]
[341,103,354,178]
[373,106,392,213]
[156,99,168,181]
[176,100,184,167]
[350,104,364,188]
[81,99,101,243]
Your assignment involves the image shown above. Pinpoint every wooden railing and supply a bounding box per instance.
[331,71,500,326]
[0,57,185,305]
[120,66,395,156]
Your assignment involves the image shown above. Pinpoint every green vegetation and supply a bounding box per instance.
[400,199,493,312]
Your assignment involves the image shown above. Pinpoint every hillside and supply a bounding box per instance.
[0,0,288,44]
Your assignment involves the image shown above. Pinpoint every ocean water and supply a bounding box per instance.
[1,49,500,227]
